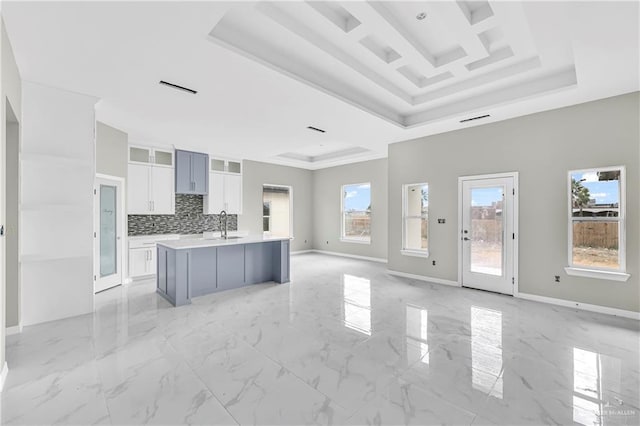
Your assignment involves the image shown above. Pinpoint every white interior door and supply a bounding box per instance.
[94,176,124,293]
[460,174,517,295]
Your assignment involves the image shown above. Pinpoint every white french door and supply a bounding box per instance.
[460,173,517,295]
[94,175,124,293]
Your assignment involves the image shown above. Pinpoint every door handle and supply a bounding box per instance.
[463,237,470,241]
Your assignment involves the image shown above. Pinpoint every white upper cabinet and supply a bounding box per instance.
[151,166,175,214]
[224,173,242,213]
[128,163,152,214]
[204,157,243,215]
[127,144,175,215]
[208,172,225,213]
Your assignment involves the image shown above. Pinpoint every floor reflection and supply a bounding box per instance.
[406,304,429,365]
[573,347,623,426]
[471,306,503,398]
[342,274,371,336]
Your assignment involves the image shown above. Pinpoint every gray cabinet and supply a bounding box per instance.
[189,247,218,297]
[217,245,246,290]
[157,239,290,306]
[175,149,209,195]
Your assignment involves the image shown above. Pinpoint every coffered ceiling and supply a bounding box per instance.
[2,1,638,169]
[209,0,573,129]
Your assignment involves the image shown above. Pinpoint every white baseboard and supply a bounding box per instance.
[0,362,8,392]
[6,324,22,336]
[291,250,314,256]
[387,269,459,287]
[312,249,387,264]
[518,292,640,320]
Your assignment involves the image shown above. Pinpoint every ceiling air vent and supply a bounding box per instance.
[307,126,326,133]
[159,80,198,95]
[460,114,490,123]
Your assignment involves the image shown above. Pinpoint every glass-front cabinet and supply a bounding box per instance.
[128,145,174,167]
[210,157,242,174]
[204,157,243,215]
[127,144,175,215]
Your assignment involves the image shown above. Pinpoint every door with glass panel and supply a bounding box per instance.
[461,174,516,295]
[94,176,124,293]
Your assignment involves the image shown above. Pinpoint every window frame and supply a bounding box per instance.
[401,182,429,258]
[340,182,371,244]
[565,166,629,281]
[262,200,271,233]
[262,183,294,239]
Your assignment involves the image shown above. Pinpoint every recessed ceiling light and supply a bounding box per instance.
[416,12,427,20]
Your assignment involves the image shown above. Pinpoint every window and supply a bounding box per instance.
[341,183,371,243]
[566,167,629,281]
[402,183,428,256]
[263,185,292,238]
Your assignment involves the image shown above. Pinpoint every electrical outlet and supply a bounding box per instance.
[437,218,446,224]
[554,275,560,283]
[432,260,436,266]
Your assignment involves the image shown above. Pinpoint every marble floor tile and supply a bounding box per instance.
[2,253,639,425]
[1,361,110,425]
[344,378,477,426]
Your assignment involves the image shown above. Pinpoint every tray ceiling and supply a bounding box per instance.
[208,1,576,130]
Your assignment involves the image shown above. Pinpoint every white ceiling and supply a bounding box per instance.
[3,1,638,170]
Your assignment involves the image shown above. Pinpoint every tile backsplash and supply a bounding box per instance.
[128,194,237,236]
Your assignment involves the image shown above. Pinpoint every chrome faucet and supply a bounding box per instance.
[220,210,228,239]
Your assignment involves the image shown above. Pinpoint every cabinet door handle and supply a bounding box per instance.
[151,201,154,211]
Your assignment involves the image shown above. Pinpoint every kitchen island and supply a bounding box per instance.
[156,235,290,306]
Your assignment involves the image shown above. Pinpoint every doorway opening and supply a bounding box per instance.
[263,184,293,238]
[458,172,519,296]
[5,100,20,332]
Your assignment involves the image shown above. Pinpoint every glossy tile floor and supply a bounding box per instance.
[2,253,639,425]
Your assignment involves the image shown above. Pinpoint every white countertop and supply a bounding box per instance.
[156,235,290,250]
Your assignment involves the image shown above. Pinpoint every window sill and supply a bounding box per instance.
[340,238,371,245]
[401,249,429,258]
[564,267,630,282]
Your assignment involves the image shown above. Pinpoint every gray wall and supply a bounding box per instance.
[388,92,639,313]
[312,158,388,260]
[96,121,127,178]
[1,17,22,367]
[240,160,313,252]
